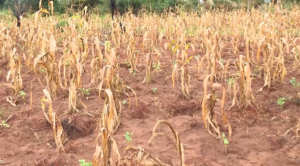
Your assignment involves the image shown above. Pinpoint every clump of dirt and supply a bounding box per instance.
[61,115,96,140]
[130,101,152,119]
[167,100,198,116]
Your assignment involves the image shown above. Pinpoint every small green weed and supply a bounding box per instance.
[19,91,26,99]
[78,159,92,166]
[290,77,300,87]
[0,120,10,128]
[124,131,134,144]
[151,87,157,95]
[81,88,91,100]
[277,97,291,111]
[221,133,229,155]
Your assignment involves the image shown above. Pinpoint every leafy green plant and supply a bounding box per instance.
[152,62,161,70]
[290,77,300,87]
[124,131,134,144]
[81,88,91,100]
[221,133,229,155]
[0,120,10,128]
[226,78,236,85]
[78,159,92,166]
[151,87,157,95]
[40,67,45,74]
[277,97,291,111]
[55,20,69,32]
[220,58,225,64]
[19,91,26,99]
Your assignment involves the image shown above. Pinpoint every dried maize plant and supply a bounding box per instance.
[258,34,287,91]
[226,62,238,102]
[143,51,154,85]
[111,18,122,49]
[164,40,179,61]
[41,89,68,153]
[256,38,265,64]
[171,59,179,89]
[180,46,192,99]
[143,48,161,85]
[68,74,78,114]
[90,37,104,84]
[57,41,69,89]
[94,50,137,165]
[230,36,239,54]
[126,34,138,73]
[201,30,217,81]
[195,54,207,79]
[93,89,121,166]
[65,44,90,114]
[0,27,10,58]
[34,8,50,28]
[66,38,84,88]
[33,35,58,97]
[94,48,126,163]
[49,1,54,16]
[80,37,89,62]
[3,48,23,95]
[201,74,231,138]
[99,46,137,109]
[142,31,152,58]
[148,120,185,166]
[235,55,255,109]
[271,40,287,82]
[291,46,300,70]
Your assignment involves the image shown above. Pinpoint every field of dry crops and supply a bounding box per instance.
[1,5,300,166]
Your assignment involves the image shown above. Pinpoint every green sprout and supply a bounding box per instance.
[153,62,161,70]
[19,91,26,99]
[0,120,10,128]
[81,88,91,100]
[151,87,157,95]
[122,100,127,105]
[105,41,111,50]
[124,131,134,144]
[40,67,45,74]
[277,97,291,111]
[78,159,92,166]
[219,58,224,64]
[130,70,136,76]
[221,133,229,155]
[226,78,236,85]
[290,77,300,87]
[65,60,70,66]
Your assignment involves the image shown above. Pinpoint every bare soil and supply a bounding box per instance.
[0,37,300,166]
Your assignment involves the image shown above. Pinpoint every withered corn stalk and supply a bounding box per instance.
[41,89,67,153]
[180,49,192,99]
[93,89,121,166]
[201,74,232,138]
[148,120,185,166]
[3,48,23,95]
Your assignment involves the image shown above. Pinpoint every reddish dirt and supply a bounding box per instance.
[0,36,300,166]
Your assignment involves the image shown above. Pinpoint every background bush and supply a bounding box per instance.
[1,0,300,16]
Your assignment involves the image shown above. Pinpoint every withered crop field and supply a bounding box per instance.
[0,6,300,166]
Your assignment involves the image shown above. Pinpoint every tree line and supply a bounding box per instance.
[0,0,299,15]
